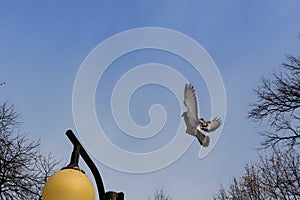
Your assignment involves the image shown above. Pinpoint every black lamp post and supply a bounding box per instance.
[42,130,124,200]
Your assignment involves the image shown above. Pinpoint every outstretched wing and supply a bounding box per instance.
[183,84,199,129]
[182,112,195,135]
[205,117,222,132]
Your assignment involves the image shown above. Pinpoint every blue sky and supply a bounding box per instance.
[1,1,300,199]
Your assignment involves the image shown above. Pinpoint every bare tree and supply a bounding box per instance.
[248,54,300,149]
[149,188,172,200]
[0,102,59,200]
[214,148,300,200]
[215,47,300,200]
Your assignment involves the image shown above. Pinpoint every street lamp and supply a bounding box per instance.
[42,130,124,200]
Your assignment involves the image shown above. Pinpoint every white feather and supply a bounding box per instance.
[183,84,198,128]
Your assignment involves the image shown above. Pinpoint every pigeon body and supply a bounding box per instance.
[182,112,210,147]
[182,84,222,147]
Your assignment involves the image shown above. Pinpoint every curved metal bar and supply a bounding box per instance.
[65,129,106,200]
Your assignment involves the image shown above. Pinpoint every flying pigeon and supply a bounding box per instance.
[182,83,222,147]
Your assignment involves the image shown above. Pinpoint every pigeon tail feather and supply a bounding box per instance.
[196,130,210,147]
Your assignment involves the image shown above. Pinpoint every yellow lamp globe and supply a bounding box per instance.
[42,168,95,200]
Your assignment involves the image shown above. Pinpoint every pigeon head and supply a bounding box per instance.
[181,112,187,117]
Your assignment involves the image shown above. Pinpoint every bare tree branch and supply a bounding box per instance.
[214,148,300,199]
[149,188,172,200]
[248,54,300,149]
[0,102,59,200]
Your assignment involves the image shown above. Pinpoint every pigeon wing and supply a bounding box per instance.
[183,84,199,128]
[206,117,222,132]
[182,112,196,135]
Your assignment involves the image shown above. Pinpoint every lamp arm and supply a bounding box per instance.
[65,130,106,200]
